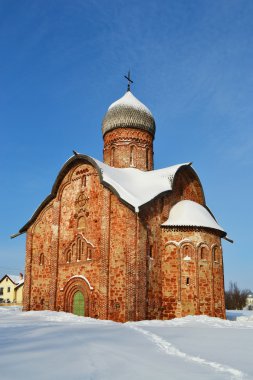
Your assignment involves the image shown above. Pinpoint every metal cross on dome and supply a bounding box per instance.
[124,71,133,91]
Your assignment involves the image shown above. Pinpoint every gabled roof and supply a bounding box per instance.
[0,274,23,285]
[12,154,192,237]
[15,279,24,289]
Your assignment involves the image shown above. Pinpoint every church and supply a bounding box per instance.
[14,79,229,322]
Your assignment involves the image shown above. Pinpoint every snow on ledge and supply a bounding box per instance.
[69,275,94,290]
[183,255,191,261]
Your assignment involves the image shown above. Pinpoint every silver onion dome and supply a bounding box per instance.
[102,91,156,137]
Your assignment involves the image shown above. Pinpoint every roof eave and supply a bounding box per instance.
[12,154,138,237]
[160,224,228,240]
[12,154,100,237]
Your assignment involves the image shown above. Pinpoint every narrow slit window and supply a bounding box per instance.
[111,147,115,166]
[39,253,44,266]
[146,148,149,169]
[130,146,135,166]
[77,239,81,260]
[200,247,205,260]
[186,277,190,285]
[213,247,219,263]
[87,247,92,260]
[72,243,76,262]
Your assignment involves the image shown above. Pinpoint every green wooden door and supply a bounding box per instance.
[73,291,85,316]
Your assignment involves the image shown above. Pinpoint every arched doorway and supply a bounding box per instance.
[63,276,92,317]
[73,291,85,316]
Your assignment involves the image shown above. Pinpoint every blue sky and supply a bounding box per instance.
[1,0,253,290]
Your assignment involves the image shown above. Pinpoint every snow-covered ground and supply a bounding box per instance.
[0,307,252,380]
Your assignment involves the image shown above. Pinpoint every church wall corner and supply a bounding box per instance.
[160,228,225,319]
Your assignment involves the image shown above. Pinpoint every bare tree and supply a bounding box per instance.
[225,282,251,310]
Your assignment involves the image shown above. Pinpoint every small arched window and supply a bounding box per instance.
[200,246,207,260]
[111,147,115,166]
[39,253,44,266]
[67,250,71,263]
[77,238,82,261]
[77,216,86,230]
[130,146,135,167]
[82,175,86,187]
[146,148,149,169]
[87,247,92,261]
[182,245,192,258]
[213,247,219,263]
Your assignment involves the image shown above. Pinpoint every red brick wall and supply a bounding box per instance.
[24,205,53,311]
[23,160,225,321]
[24,161,146,321]
[139,165,225,320]
[160,228,225,319]
[55,163,103,317]
[103,128,154,170]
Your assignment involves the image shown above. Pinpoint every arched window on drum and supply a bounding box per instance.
[213,246,220,263]
[130,145,136,167]
[146,148,149,169]
[182,244,193,260]
[110,147,115,166]
[200,246,208,261]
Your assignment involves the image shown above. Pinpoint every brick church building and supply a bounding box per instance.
[15,84,229,322]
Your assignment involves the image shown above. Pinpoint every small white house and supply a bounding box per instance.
[246,294,253,309]
[0,274,24,304]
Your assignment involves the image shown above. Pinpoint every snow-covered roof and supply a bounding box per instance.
[14,155,192,236]
[94,159,190,212]
[102,91,156,136]
[108,91,153,115]
[6,275,23,285]
[162,200,225,235]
